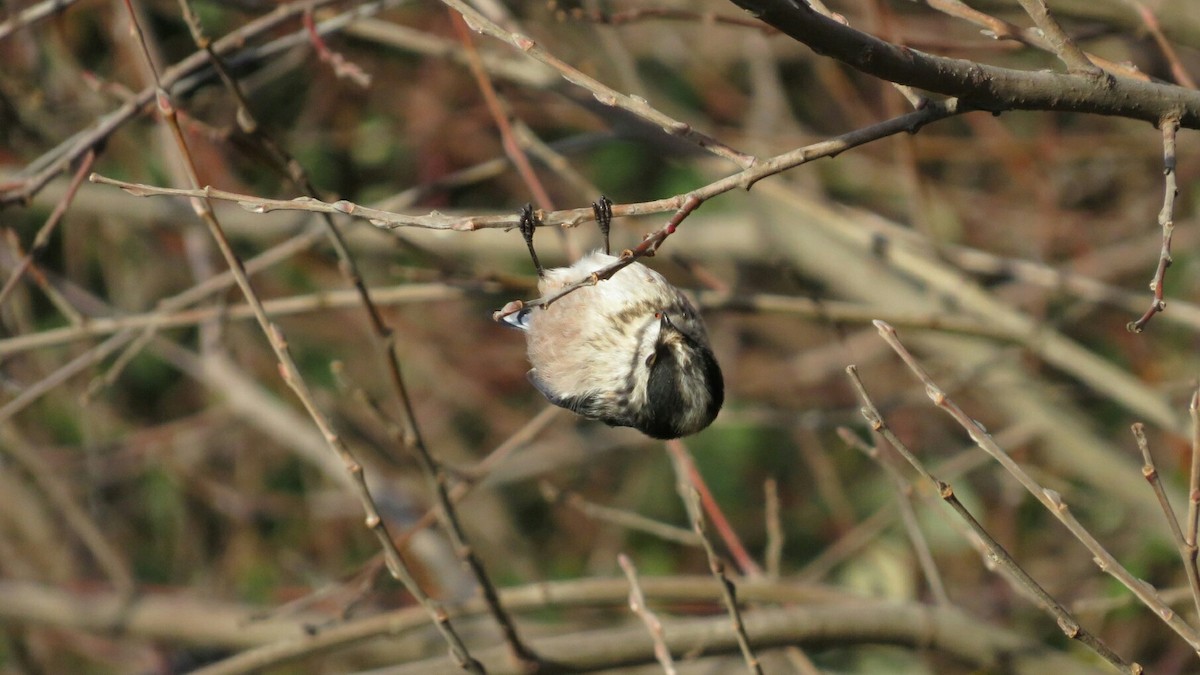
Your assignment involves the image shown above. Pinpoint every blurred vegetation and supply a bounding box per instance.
[2,0,1200,672]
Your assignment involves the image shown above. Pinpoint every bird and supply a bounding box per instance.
[502,197,723,439]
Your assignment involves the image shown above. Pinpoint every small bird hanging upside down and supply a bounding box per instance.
[502,197,723,439]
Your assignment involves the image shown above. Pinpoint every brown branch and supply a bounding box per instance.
[493,195,706,320]
[1129,116,1181,333]
[1188,391,1200,620]
[922,0,1147,80]
[333,355,539,668]
[671,475,762,674]
[0,425,134,594]
[90,98,960,236]
[168,15,517,653]
[1130,422,1200,623]
[0,228,84,326]
[1122,0,1197,89]
[727,0,1200,127]
[763,479,783,579]
[387,334,540,669]
[665,438,763,578]
[618,554,677,675]
[303,8,372,86]
[393,405,563,556]
[1015,0,1101,76]
[1,577,1092,675]
[0,331,132,423]
[450,11,553,212]
[0,229,327,424]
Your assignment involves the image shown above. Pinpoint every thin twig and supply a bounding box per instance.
[0,284,1045,358]
[86,96,962,330]
[1121,0,1196,89]
[330,359,540,663]
[618,554,677,675]
[172,21,530,652]
[305,403,563,623]
[873,319,1200,653]
[796,429,1028,582]
[541,482,700,547]
[493,195,706,320]
[0,0,86,40]
[0,282,478,357]
[0,150,95,309]
[89,97,960,236]
[1129,116,1181,333]
[0,228,325,419]
[1015,0,1102,76]
[437,0,756,169]
[669,476,762,674]
[391,354,540,668]
[395,405,563,549]
[0,331,132,423]
[0,228,84,329]
[450,11,553,213]
[174,0,442,481]
[845,365,1138,673]
[837,427,950,606]
[1188,391,1200,621]
[664,438,762,577]
[564,6,778,35]
[763,479,783,579]
[110,575,1066,675]
[795,422,856,532]
[1131,421,1200,622]
[921,0,1144,79]
[302,8,372,86]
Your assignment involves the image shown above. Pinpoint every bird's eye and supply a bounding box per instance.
[645,352,657,368]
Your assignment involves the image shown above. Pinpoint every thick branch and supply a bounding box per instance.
[728,0,1200,127]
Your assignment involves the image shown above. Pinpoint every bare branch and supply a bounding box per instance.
[845,366,1138,673]
[1129,116,1182,332]
[672,482,762,674]
[872,320,1200,653]
[439,0,757,169]
[1015,0,1101,76]
[665,439,763,577]
[618,554,677,675]
[1130,422,1200,623]
[0,0,360,206]
[1121,0,1197,88]
[728,0,1200,127]
[0,150,95,310]
[838,427,950,606]
[542,482,701,547]
[117,0,485,667]
[763,479,783,580]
